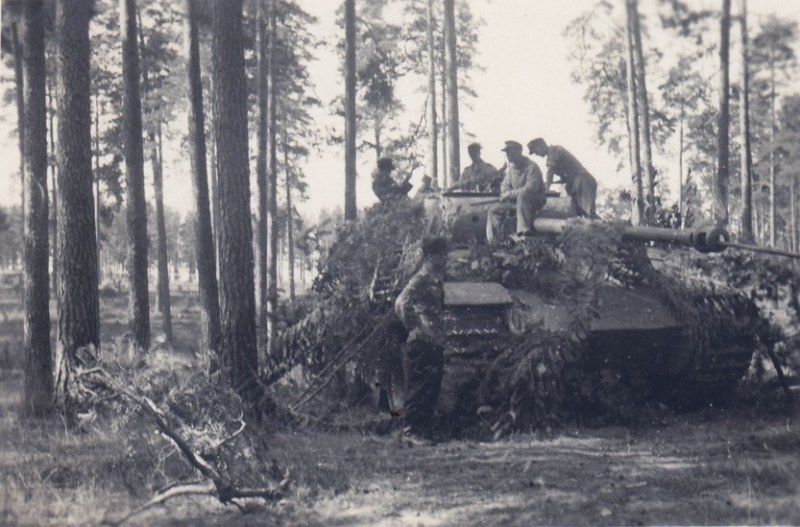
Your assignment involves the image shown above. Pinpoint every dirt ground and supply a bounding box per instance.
[1,281,799,526]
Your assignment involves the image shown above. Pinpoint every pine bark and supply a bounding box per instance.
[715,0,731,227]
[21,0,53,416]
[93,92,103,283]
[121,0,150,351]
[426,0,438,187]
[54,0,99,406]
[211,0,259,399]
[443,0,460,184]
[12,22,26,240]
[629,0,654,222]
[266,0,279,356]
[625,1,644,225]
[739,0,754,242]
[256,0,268,328]
[183,0,221,361]
[344,0,357,220]
[284,138,295,304]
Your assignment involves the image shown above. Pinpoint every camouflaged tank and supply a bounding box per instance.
[374,191,762,419]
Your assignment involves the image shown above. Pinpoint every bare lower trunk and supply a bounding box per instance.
[256,0,268,330]
[121,0,150,352]
[284,139,295,304]
[629,0,654,222]
[426,0,438,187]
[344,0,357,220]
[266,0,279,356]
[443,0,460,184]
[769,57,776,247]
[153,125,172,345]
[625,1,644,225]
[56,0,99,379]
[183,0,221,363]
[21,0,53,416]
[93,91,103,284]
[738,0,753,242]
[440,56,448,188]
[715,0,731,227]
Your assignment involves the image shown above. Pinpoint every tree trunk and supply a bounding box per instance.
[211,0,259,400]
[48,76,58,300]
[183,0,222,363]
[625,1,644,225]
[121,0,150,352]
[769,53,776,247]
[739,0,754,242]
[678,117,684,227]
[440,56,447,188]
[12,22,26,240]
[21,0,53,416]
[426,0,438,187]
[284,137,295,304]
[256,0,268,330]
[93,91,103,283]
[266,0,279,356]
[344,0,357,220]
[54,0,99,409]
[153,125,172,344]
[443,0,460,184]
[629,0,654,222]
[715,0,731,227]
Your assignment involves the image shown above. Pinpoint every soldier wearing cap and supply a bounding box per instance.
[528,138,598,218]
[372,157,413,204]
[394,236,448,436]
[486,141,547,243]
[450,143,502,192]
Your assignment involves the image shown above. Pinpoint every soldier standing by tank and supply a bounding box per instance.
[486,141,547,243]
[450,142,502,192]
[372,157,413,204]
[394,236,448,438]
[528,137,598,218]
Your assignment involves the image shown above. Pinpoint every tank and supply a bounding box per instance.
[373,192,763,424]
[275,192,767,432]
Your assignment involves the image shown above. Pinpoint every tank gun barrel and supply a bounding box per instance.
[532,218,800,258]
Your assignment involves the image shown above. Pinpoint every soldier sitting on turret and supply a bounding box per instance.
[449,142,502,192]
[372,157,413,204]
[394,236,448,439]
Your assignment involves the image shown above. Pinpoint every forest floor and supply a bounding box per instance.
[1,280,799,526]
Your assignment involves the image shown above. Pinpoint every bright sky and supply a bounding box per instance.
[1,0,799,222]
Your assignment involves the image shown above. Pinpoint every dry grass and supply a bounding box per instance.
[0,282,799,526]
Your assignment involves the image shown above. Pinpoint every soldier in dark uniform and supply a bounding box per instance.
[394,236,448,436]
[372,157,413,203]
[450,142,502,192]
[528,137,598,218]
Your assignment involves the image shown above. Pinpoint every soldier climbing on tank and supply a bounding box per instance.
[487,141,547,244]
[449,142,502,192]
[528,137,598,218]
[372,157,413,204]
[394,236,448,439]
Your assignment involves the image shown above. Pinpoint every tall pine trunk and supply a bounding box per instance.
[629,0,654,222]
[426,0,438,187]
[121,0,150,352]
[440,54,447,188]
[266,0,279,355]
[183,0,221,363]
[739,0,754,242]
[715,0,731,227]
[284,136,295,304]
[93,92,103,283]
[344,0,357,220]
[443,0,460,184]
[625,1,644,225]
[768,53,777,246]
[211,0,259,400]
[21,0,53,416]
[12,22,26,241]
[256,0,268,331]
[55,0,99,408]
[153,125,172,344]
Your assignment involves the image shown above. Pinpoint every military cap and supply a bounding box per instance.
[527,137,547,154]
[467,142,482,153]
[377,157,395,170]
[421,236,448,257]
[501,140,523,152]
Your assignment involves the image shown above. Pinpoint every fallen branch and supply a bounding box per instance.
[76,368,289,525]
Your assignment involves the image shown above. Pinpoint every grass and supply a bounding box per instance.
[0,280,799,525]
